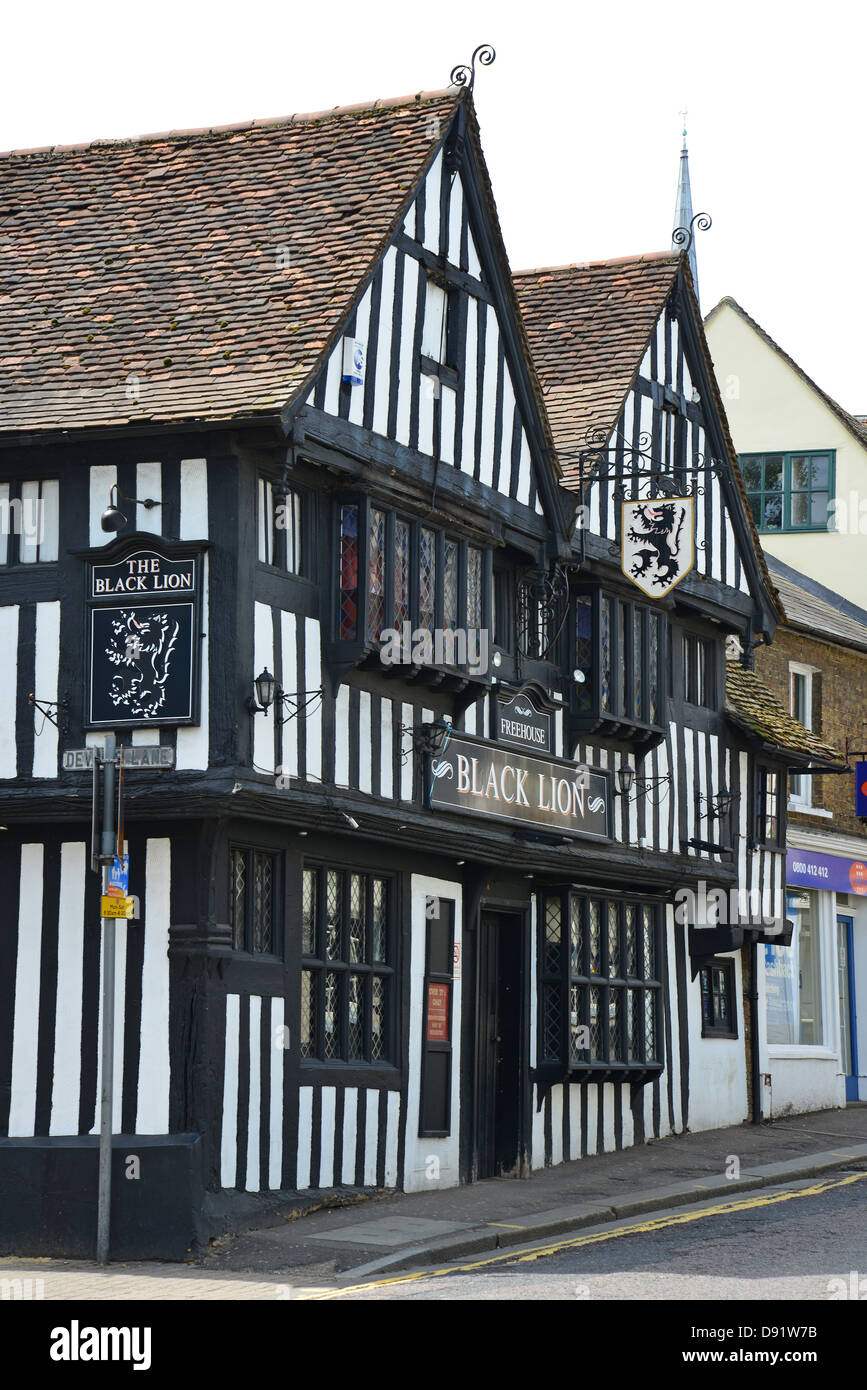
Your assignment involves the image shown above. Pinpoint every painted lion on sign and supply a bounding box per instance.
[104,609,179,718]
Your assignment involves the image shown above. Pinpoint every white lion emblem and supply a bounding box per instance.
[104,609,179,718]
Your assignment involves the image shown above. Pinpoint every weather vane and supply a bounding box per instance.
[450,44,496,93]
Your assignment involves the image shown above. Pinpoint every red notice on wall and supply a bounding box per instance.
[426,982,450,1042]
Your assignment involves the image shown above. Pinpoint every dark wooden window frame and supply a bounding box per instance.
[300,863,397,1068]
[699,956,738,1039]
[570,585,667,744]
[537,888,664,1084]
[751,761,786,850]
[0,475,60,567]
[229,844,282,957]
[683,631,716,709]
[333,494,492,658]
[257,473,304,575]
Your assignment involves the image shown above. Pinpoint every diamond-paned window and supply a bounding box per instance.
[544,896,562,974]
[394,519,410,627]
[367,508,386,641]
[338,504,359,640]
[466,546,482,629]
[443,538,459,631]
[540,890,662,1075]
[419,527,436,631]
[301,864,395,1065]
[230,846,279,955]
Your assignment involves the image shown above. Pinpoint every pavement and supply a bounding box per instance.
[198,1105,867,1282]
[2,1105,866,1298]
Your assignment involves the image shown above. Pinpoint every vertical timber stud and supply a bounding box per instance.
[96,733,116,1265]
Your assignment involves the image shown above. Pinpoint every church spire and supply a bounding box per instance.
[672,112,700,305]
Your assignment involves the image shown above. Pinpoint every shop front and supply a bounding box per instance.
[760,835,867,1113]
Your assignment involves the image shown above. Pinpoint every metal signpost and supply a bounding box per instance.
[64,739,174,1263]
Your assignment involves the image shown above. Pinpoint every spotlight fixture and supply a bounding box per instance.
[100,483,161,533]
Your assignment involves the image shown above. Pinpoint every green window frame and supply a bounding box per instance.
[740,451,835,533]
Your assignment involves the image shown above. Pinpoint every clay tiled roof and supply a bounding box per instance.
[513,254,680,483]
[725,662,845,767]
[513,255,782,620]
[704,297,867,451]
[0,90,461,435]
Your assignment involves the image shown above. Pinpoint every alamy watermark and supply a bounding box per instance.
[380,623,489,675]
[0,496,45,546]
[673,881,783,933]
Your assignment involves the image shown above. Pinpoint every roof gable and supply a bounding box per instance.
[0,90,462,435]
[515,255,782,623]
[296,98,565,528]
[704,297,867,454]
[513,253,680,481]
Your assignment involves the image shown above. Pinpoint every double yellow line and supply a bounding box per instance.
[299,1169,867,1300]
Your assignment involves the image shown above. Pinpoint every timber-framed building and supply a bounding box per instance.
[0,82,838,1256]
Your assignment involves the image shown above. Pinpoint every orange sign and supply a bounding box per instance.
[849,861,867,896]
[426,982,450,1042]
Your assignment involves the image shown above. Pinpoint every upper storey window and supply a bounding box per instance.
[258,476,302,574]
[571,588,665,744]
[0,479,59,565]
[335,498,490,675]
[741,452,834,533]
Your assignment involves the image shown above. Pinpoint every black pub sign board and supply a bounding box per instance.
[495,687,552,753]
[81,535,206,728]
[429,732,611,840]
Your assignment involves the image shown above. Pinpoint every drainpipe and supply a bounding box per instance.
[749,940,762,1123]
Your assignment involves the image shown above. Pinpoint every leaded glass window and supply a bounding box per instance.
[338,504,359,640]
[574,594,593,711]
[301,865,395,1065]
[367,508,386,641]
[466,546,482,629]
[394,519,410,626]
[539,890,662,1074]
[230,847,280,956]
[443,538,459,630]
[419,527,436,631]
[574,589,665,730]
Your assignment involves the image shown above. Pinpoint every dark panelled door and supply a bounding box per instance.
[476,911,523,1178]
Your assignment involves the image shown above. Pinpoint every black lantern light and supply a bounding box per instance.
[616,765,635,796]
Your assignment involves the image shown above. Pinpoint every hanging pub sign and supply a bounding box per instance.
[855,762,867,820]
[428,732,610,841]
[495,687,552,753]
[621,499,694,598]
[80,535,207,729]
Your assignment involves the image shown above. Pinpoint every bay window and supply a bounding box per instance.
[571,587,665,742]
[334,497,491,668]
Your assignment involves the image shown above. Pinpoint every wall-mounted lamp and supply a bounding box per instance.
[701,788,737,819]
[247,668,323,723]
[615,765,672,802]
[616,765,635,796]
[100,484,162,533]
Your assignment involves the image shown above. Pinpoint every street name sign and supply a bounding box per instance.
[62,746,175,771]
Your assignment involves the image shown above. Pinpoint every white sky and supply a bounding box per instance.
[5,1,867,411]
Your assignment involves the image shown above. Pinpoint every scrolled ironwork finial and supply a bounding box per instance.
[450,43,496,92]
[672,210,712,255]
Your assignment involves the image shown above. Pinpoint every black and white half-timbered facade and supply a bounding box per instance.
[0,83,836,1256]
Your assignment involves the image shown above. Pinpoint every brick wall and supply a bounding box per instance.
[754,625,867,842]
